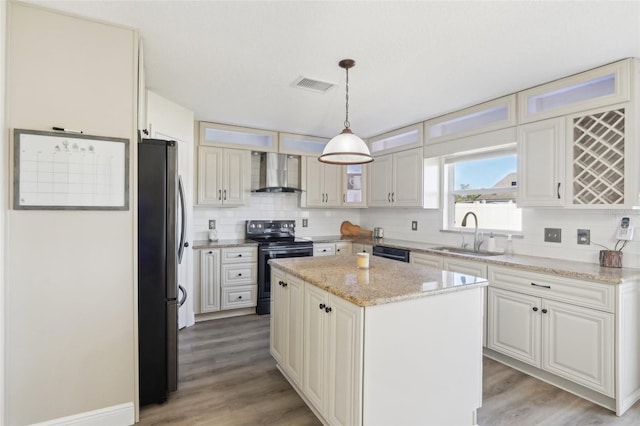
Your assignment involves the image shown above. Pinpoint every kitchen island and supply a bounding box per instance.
[269,255,488,426]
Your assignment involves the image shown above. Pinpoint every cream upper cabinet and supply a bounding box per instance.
[341,164,367,207]
[518,103,637,208]
[368,123,423,156]
[303,157,346,208]
[517,59,632,124]
[425,95,517,144]
[369,147,424,208]
[517,117,566,207]
[197,146,250,207]
[279,132,328,157]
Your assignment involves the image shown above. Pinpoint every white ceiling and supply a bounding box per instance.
[24,0,640,139]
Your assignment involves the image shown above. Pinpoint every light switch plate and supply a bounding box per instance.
[544,228,561,243]
[302,218,308,228]
[411,221,418,231]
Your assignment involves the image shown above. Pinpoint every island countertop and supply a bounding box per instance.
[269,254,487,307]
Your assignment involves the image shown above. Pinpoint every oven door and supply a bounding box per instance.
[256,245,313,315]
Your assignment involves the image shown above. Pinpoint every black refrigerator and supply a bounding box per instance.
[138,138,187,406]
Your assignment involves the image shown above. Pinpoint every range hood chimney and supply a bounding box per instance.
[253,152,302,193]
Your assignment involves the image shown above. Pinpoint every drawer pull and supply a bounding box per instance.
[238,295,242,299]
[531,282,551,289]
[238,273,242,276]
[542,308,548,314]
[532,307,538,312]
[238,254,242,257]
[319,303,325,310]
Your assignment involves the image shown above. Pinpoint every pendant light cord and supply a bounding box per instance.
[344,67,350,129]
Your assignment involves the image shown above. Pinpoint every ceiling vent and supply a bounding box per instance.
[292,76,335,93]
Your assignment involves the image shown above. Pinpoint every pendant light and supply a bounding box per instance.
[319,59,373,165]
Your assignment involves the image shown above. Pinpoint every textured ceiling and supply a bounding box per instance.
[24,1,640,139]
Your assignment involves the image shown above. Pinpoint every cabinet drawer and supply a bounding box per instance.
[221,263,256,286]
[335,242,352,256]
[443,258,487,278]
[221,246,256,264]
[410,253,443,269]
[489,266,614,312]
[221,286,257,310]
[314,244,335,256]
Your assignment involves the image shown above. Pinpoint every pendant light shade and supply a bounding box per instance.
[319,59,373,165]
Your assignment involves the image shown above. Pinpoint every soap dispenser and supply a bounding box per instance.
[504,234,514,256]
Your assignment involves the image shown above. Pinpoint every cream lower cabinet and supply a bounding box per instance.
[303,282,363,426]
[351,243,373,254]
[196,249,221,313]
[487,265,615,399]
[195,246,257,315]
[270,269,305,386]
[314,242,352,257]
[410,252,443,268]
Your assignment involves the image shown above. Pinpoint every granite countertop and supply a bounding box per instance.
[301,236,640,285]
[191,239,258,250]
[269,255,488,307]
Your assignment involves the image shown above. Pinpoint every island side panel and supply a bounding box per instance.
[362,287,483,426]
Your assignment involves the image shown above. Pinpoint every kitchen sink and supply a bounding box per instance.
[429,246,502,257]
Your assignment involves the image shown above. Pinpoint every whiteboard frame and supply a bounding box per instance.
[13,129,130,210]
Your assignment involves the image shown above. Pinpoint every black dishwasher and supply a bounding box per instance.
[372,245,410,262]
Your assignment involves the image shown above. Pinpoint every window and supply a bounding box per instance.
[444,148,522,232]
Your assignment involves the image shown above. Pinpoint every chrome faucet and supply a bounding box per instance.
[461,211,484,252]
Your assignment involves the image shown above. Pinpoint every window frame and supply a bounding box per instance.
[443,146,521,233]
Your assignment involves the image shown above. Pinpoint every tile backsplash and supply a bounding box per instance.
[193,195,639,269]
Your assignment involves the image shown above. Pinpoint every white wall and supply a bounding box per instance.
[5,3,137,424]
[0,1,7,422]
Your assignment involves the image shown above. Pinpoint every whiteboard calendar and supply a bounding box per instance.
[13,129,129,210]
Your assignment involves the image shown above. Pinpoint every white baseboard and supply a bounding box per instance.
[31,402,134,426]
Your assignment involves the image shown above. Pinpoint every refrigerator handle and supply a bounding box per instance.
[178,284,187,307]
[177,175,187,264]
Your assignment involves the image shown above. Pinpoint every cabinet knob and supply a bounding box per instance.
[282,282,288,287]
[533,307,538,312]
[208,251,213,254]
[325,306,332,313]
[238,273,242,276]
[319,303,325,310]
[238,295,242,299]
[278,280,284,286]
[542,308,548,314]
[238,254,242,257]
[322,249,327,252]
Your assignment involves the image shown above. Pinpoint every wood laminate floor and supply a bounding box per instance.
[139,314,640,425]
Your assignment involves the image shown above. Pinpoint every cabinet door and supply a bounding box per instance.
[323,163,342,207]
[199,249,221,313]
[303,283,329,413]
[542,299,614,396]
[222,148,249,207]
[368,154,393,207]
[487,287,541,367]
[392,147,423,207]
[305,158,325,207]
[284,275,304,386]
[314,243,335,257]
[197,146,223,206]
[270,268,287,365]
[342,164,367,207]
[326,295,363,426]
[517,118,565,207]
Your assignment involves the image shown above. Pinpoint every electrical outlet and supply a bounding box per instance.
[577,229,590,245]
[411,221,418,231]
[544,228,561,243]
[302,218,308,228]
[208,219,216,230]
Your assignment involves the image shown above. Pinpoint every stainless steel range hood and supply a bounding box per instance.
[253,152,303,193]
